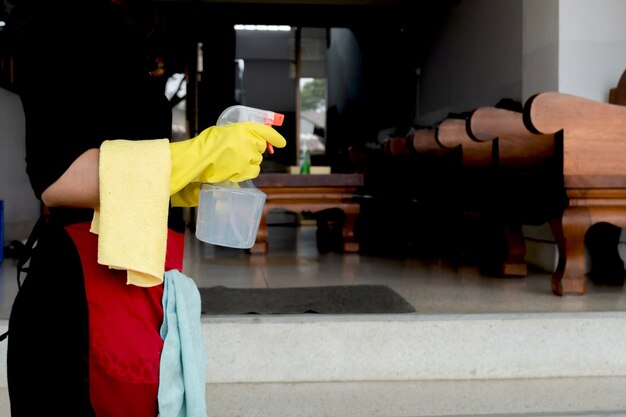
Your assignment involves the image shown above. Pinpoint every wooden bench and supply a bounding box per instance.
[383,120,510,267]
[384,127,453,158]
[435,116,518,273]
[523,91,626,295]
[382,112,559,278]
[380,127,463,258]
[466,106,564,278]
[251,173,364,254]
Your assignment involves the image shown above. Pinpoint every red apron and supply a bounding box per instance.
[65,222,184,417]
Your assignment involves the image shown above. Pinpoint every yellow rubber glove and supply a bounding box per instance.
[170,122,287,207]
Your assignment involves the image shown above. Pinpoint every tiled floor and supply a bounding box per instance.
[1,222,626,320]
[180,222,626,316]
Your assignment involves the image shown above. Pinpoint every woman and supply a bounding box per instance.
[6,1,285,415]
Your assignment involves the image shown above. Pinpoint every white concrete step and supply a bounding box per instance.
[203,378,626,417]
[1,378,625,417]
[1,311,626,415]
[199,312,626,383]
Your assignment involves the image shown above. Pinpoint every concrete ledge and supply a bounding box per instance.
[2,312,626,389]
[3,377,626,417]
[202,312,626,383]
[203,377,626,417]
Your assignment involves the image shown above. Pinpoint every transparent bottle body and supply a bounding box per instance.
[195,180,266,249]
[195,105,274,248]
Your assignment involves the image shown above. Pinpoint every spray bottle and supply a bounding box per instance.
[195,105,283,249]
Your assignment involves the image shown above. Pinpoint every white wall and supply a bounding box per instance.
[521,0,559,101]
[418,0,523,126]
[420,0,626,117]
[558,0,626,102]
[0,87,39,244]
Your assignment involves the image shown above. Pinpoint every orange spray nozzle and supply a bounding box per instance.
[264,111,284,154]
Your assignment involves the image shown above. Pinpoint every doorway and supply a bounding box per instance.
[234,24,328,172]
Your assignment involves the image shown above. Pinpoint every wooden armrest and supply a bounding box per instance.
[436,118,465,149]
[437,118,493,168]
[384,128,454,158]
[469,107,531,142]
[524,92,626,187]
[383,136,413,157]
[469,106,555,169]
[411,128,450,156]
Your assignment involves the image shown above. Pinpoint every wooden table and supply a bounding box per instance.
[251,173,364,254]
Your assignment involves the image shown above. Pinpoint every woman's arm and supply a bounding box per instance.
[41,148,100,208]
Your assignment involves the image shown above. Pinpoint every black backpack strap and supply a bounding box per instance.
[0,214,48,343]
[16,213,48,289]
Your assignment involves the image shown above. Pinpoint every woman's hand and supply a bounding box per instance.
[169,122,286,207]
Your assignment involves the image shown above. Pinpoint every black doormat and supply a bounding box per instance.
[199,285,416,315]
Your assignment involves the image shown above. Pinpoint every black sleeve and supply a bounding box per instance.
[17,1,172,199]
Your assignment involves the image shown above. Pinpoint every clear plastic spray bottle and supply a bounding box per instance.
[195,105,283,248]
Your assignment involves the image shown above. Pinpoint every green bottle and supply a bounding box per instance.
[300,148,311,174]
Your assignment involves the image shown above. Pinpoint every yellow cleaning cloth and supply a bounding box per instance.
[91,139,171,287]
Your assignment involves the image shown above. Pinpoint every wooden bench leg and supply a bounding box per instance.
[501,224,527,277]
[251,209,270,254]
[552,207,590,296]
[477,217,526,277]
[341,205,360,253]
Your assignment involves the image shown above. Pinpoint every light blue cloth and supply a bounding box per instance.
[158,270,208,417]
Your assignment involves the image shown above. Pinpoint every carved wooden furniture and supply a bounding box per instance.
[380,127,462,259]
[467,106,564,278]
[435,117,507,271]
[523,91,626,295]
[384,127,453,158]
[251,173,364,254]
[609,68,626,105]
